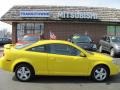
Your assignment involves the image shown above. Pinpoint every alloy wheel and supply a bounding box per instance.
[17,66,31,81]
[92,66,109,82]
[94,67,107,81]
[15,64,34,82]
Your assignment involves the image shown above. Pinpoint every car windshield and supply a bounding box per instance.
[111,36,120,42]
[22,36,40,42]
[72,35,92,43]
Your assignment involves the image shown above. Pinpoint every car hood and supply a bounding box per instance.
[76,42,93,49]
[112,42,120,46]
[88,52,112,61]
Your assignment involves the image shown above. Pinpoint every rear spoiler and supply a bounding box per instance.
[4,44,14,49]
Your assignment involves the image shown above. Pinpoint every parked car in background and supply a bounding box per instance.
[0,40,119,82]
[68,34,97,51]
[16,34,40,45]
[0,38,12,45]
[99,35,120,57]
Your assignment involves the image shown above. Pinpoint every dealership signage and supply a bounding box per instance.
[59,11,97,19]
[20,11,50,17]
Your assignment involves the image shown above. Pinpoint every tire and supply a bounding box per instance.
[15,64,34,82]
[91,65,109,82]
[110,48,115,57]
[99,45,103,53]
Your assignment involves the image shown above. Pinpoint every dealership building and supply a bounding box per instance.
[1,5,120,43]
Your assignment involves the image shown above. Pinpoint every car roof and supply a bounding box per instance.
[35,40,73,45]
[23,40,78,50]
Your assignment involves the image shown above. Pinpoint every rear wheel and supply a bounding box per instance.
[91,65,109,82]
[15,64,34,82]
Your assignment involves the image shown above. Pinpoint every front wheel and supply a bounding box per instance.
[91,65,109,82]
[99,45,103,53]
[15,64,34,82]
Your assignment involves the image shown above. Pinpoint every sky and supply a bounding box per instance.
[0,0,120,32]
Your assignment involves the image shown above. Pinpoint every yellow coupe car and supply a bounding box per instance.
[0,40,120,82]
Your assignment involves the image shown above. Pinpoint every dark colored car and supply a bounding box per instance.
[16,34,40,46]
[99,35,120,57]
[0,38,12,45]
[68,34,97,51]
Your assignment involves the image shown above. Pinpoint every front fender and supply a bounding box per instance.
[90,61,111,74]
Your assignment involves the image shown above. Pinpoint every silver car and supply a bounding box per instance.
[99,35,120,57]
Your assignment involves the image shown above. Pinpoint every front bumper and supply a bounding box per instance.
[114,48,120,55]
[110,64,120,75]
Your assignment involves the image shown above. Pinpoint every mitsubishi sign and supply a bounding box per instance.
[59,11,98,19]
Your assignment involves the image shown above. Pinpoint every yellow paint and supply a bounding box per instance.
[0,40,119,76]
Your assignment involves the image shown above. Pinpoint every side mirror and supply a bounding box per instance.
[80,52,86,57]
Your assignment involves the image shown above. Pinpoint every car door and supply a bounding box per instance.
[102,36,111,52]
[100,36,106,50]
[25,45,48,75]
[101,36,109,51]
[47,43,90,75]
[105,37,111,51]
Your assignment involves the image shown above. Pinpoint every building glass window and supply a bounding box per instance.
[116,26,120,36]
[17,23,44,41]
[107,26,120,36]
[107,26,115,35]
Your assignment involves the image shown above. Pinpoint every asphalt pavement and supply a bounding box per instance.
[0,69,120,90]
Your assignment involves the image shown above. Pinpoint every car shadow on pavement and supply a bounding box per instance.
[12,74,120,84]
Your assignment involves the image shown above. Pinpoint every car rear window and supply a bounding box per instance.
[15,43,33,49]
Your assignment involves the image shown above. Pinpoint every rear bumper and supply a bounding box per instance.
[0,57,12,72]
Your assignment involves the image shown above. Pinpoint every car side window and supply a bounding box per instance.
[27,45,49,53]
[69,46,81,56]
[49,44,80,56]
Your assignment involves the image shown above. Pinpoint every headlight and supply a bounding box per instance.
[92,44,97,49]
[115,45,120,49]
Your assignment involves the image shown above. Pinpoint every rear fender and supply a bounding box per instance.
[11,58,33,72]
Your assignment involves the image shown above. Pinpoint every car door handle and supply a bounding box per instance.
[49,57,55,60]
[55,60,63,62]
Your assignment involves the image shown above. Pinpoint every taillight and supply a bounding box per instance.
[0,52,4,56]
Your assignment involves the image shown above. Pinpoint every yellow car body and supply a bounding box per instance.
[0,40,120,82]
